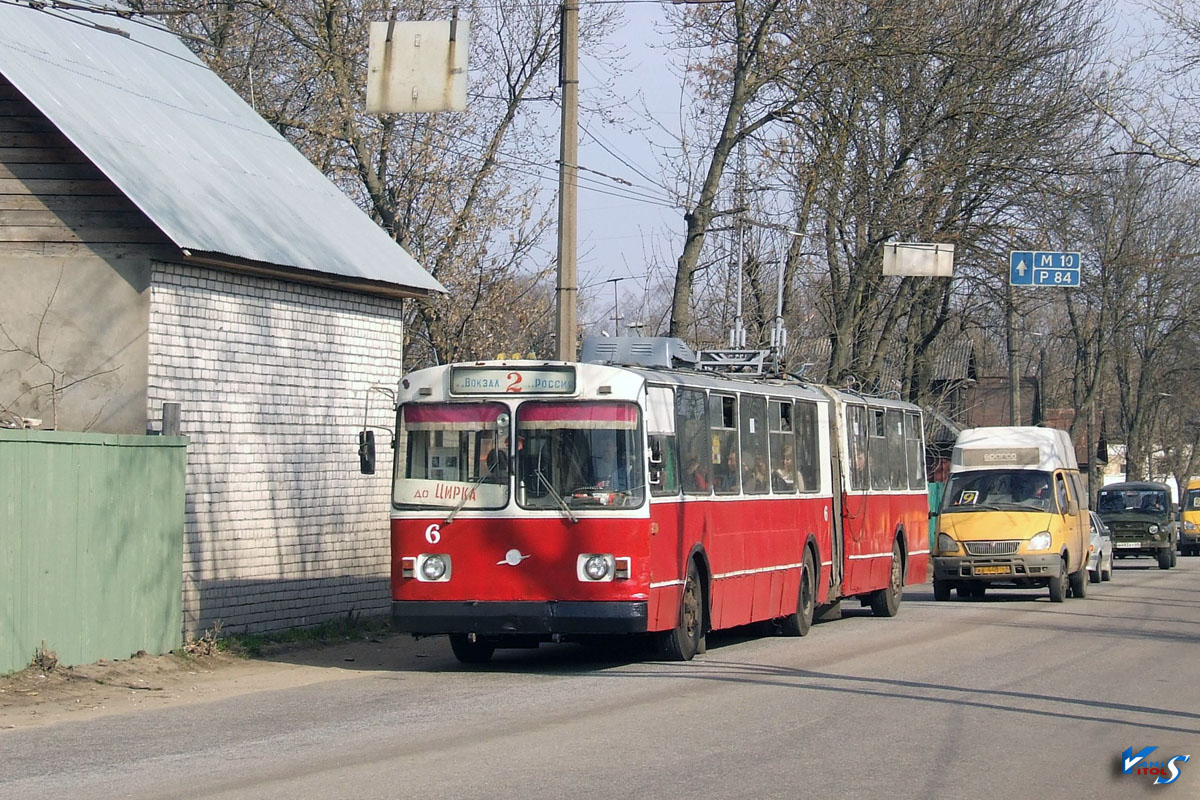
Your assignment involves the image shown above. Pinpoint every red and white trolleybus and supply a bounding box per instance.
[366,337,929,663]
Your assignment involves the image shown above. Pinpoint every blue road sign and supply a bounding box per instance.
[1010,251,1081,286]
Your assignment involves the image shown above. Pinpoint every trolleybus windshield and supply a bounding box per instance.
[515,401,644,509]
[393,402,510,510]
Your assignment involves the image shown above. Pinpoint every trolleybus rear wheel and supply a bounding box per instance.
[869,540,904,617]
[658,561,704,661]
[779,548,816,636]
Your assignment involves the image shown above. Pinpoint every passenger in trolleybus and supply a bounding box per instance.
[592,435,634,491]
[742,451,767,493]
[772,446,796,492]
[684,455,710,492]
[716,448,740,492]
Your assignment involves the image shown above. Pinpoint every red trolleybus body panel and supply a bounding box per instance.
[645,496,834,632]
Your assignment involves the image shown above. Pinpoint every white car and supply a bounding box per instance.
[1088,511,1114,583]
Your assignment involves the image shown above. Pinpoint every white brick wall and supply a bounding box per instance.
[147,263,405,635]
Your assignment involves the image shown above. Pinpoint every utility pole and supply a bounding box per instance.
[1006,282,1019,425]
[554,2,579,361]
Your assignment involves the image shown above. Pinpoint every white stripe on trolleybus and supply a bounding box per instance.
[847,551,893,560]
[909,549,930,556]
[650,561,805,589]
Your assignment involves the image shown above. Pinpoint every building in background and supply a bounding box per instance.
[0,1,443,636]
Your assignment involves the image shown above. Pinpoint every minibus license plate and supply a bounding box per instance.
[974,565,1011,575]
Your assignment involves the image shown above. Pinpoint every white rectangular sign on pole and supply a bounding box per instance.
[366,20,469,113]
[881,242,954,277]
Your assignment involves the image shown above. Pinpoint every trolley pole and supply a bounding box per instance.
[554,1,579,361]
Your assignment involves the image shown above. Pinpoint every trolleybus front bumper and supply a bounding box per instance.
[392,600,649,635]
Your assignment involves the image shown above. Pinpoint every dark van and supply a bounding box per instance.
[1095,481,1178,570]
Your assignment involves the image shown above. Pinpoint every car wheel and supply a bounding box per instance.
[1089,568,1100,584]
[1102,553,1113,581]
[1049,561,1067,603]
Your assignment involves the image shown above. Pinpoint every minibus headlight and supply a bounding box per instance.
[420,554,449,581]
[1028,531,1052,552]
[1185,521,1197,532]
[936,533,958,554]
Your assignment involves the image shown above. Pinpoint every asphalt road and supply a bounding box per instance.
[3,556,1199,800]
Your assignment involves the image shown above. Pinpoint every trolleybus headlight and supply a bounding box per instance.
[936,533,958,555]
[419,554,450,581]
[1028,531,1052,552]
[579,554,614,581]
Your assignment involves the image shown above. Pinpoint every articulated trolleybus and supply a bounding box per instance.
[372,337,929,663]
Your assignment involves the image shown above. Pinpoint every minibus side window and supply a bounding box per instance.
[1055,473,1070,514]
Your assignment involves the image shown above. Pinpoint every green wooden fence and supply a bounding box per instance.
[1,429,187,674]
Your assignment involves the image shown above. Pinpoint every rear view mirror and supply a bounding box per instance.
[359,430,376,475]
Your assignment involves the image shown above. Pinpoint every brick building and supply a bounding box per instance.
[0,2,443,635]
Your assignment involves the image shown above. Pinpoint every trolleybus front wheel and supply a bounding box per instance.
[657,560,705,661]
[449,633,496,664]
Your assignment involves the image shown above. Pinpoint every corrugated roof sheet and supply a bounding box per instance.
[0,0,443,295]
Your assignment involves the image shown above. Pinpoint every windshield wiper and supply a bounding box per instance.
[443,461,502,525]
[534,468,579,523]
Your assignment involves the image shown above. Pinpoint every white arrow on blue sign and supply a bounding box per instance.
[1009,251,1081,287]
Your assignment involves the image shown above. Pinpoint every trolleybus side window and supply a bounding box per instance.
[393,402,510,510]
[869,408,891,490]
[885,409,906,489]
[677,388,711,494]
[769,400,797,494]
[739,394,769,495]
[646,385,679,496]
[711,393,739,494]
[515,401,644,509]
[847,405,870,491]
[904,412,924,490]
[649,434,679,496]
[794,400,819,492]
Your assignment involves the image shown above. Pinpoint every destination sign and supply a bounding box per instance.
[449,366,576,395]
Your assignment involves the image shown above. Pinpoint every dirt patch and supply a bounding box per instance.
[0,637,407,730]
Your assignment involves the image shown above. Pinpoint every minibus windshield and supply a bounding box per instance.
[943,469,1054,513]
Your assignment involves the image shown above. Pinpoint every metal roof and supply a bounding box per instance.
[0,0,444,296]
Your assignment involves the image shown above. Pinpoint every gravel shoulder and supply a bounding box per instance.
[0,634,416,730]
